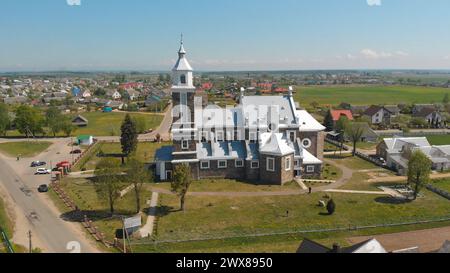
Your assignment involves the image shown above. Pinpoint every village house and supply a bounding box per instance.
[376,137,450,175]
[412,107,444,127]
[107,89,122,100]
[155,41,325,185]
[330,109,354,126]
[72,115,89,127]
[363,105,393,125]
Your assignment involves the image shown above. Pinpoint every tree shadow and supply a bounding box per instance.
[151,205,176,217]
[60,210,112,222]
[319,212,332,216]
[374,196,413,205]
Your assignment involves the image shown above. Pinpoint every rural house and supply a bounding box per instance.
[363,105,393,125]
[72,115,89,127]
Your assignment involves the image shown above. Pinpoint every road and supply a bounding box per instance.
[0,106,173,252]
[0,139,99,253]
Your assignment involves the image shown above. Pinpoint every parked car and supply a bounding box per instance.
[70,149,82,154]
[38,184,49,193]
[31,161,46,167]
[35,168,51,175]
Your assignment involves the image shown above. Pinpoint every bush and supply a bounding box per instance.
[327,199,336,215]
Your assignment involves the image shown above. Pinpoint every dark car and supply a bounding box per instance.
[70,149,82,154]
[38,184,49,193]
[31,161,46,167]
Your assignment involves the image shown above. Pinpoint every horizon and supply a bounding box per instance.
[1,0,450,72]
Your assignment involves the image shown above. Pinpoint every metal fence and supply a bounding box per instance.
[426,184,450,200]
[129,215,450,246]
[0,227,14,253]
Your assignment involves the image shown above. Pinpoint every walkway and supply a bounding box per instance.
[324,189,389,195]
[139,192,159,238]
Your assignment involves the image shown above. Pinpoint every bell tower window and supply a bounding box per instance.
[180,74,187,84]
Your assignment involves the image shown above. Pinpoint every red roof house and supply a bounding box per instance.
[330,110,354,122]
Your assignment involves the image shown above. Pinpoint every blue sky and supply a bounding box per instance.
[1,0,449,71]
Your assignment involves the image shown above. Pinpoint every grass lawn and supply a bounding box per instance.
[295,85,450,106]
[321,162,342,181]
[82,141,170,170]
[154,179,301,193]
[73,112,164,137]
[0,141,52,158]
[325,154,380,170]
[0,198,13,238]
[151,189,450,244]
[48,177,154,243]
[426,135,450,146]
[431,179,450,193]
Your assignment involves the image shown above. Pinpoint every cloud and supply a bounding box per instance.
[367,0,382,6]
[67,0,81,6]
[360,49,408,60]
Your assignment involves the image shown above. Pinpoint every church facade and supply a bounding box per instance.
[155,41,325,185]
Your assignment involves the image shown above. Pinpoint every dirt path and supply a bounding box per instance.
[348,226,450,253]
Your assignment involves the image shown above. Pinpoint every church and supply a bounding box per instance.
[155,40,325,185]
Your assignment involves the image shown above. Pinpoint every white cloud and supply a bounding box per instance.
[360,49,408,60]
[367,0,382,6]
[67,0,81,6]
[444,56,450,60]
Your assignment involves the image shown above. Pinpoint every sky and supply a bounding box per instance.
[0,0,450,72]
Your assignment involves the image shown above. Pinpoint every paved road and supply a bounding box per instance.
[0,139,99,253]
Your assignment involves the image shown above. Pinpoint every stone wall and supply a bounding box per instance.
[259,153,294,185]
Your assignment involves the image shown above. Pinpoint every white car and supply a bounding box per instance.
[35,168,51,175]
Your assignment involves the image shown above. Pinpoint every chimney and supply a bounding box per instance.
[331,243,341,253]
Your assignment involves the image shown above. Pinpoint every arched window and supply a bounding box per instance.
[180,74,187,84]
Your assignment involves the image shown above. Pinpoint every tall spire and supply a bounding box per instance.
[178,33,186,56]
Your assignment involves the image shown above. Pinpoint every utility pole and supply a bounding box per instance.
[28,230,32,254]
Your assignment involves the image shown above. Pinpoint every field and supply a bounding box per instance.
[426,135,450,146]
[0,141,52,158]
[0,198,13,237]
[295,85,450,106]
[73,112,164,137]
[147,188,450,251]
[431,179,450,193]
[81,141,169,170]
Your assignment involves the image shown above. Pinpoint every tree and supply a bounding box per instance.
[0,103,10,136]
[61,116,76,137]
[171,164,192,211]
[120,114,138,156]
[14,105,44,137]
[407,150,432,200]
[326,199,336,215]
[310,101,319,109]
[345,122,365,157]
[45,106,64,137]
[443,94,449,105]
[323,110,334,132]
[94,158,123,215]
[126,158,152,213]
[335,116,349,155]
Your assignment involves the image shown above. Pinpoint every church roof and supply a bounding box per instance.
[172,41,193,71]
[260,133,295,156]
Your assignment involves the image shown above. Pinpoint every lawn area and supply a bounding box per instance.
[0,141,52,158]
[325,154,380,170]
[431,179,450,193]
[82,141,170,170]
[48,177,154,243]
[295,85,450,106]
[426,135,450,146]
[321,162,342,181]
[151,189,450,243]
[154,179,301,193]
[0,198,13,238]
[73,111,164,137]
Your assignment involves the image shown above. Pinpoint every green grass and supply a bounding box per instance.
[431,179,450,193]
[0,141,52,158]
[295,85,450,106]
[82,141,169,170]
[321,162,342,181]
[49,177,153,243]
[0,198,13,238]
[154,179,301,193]
[426,135,450,146]
[73,112,164,137]
[325,154,380,170]
[152,189,450,244]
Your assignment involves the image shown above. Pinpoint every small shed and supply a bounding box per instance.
[103,106,113,113]
[77,135,94,146]
[72,115,89,127]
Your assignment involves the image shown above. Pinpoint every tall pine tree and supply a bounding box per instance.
[323,110,334,132]
[120,114,138,156]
